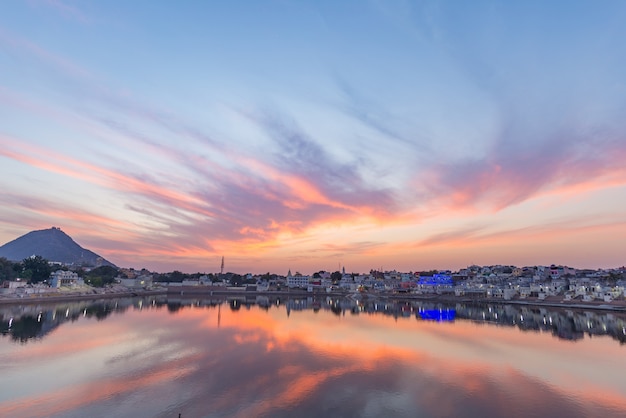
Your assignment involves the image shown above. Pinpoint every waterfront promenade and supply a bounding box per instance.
[3,285,625,313]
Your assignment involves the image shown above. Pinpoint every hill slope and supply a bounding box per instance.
[0,227,115,267]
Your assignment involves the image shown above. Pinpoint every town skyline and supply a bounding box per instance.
[1,1,626,274]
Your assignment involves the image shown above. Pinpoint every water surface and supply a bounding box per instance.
[1,296,625,417]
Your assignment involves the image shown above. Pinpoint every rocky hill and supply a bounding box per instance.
[0,227,115,267]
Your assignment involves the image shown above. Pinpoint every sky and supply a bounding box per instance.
[1,0,626,274]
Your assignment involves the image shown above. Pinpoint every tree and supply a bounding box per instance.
[331,271,342,283]
[84,265,118,287]
[84,303,114,321]
[230,274,243,287]
[0,257,18,282]
[21,256,52,283]
[168,271,186,282]
[9,315,43,342]
[608,272,623,286]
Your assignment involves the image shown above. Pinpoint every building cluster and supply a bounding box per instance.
[449,265,626,303]
[0,269,86,297]
[269,264,625,303]
[2,263,625,305]
[115,268,155,289]
[164,264,626,304]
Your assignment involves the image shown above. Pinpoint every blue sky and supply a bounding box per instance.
[1,1,625,273]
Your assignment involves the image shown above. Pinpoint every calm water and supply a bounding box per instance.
[1,296,626,418]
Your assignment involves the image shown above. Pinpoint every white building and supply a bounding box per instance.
[50,270,84,288]
[287,270,310,288]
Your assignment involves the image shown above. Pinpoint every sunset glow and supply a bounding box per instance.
[1,1,625,273]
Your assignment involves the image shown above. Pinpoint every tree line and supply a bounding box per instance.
[0,256,240,287]
[0,256,119,287]
[0,255,52,283]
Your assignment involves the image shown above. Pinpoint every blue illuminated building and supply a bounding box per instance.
[417,274,453,286]
[419,308,456,322]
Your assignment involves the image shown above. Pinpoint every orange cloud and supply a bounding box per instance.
[1,135,213,213]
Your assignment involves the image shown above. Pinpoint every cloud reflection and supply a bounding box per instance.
[2,300,626,418]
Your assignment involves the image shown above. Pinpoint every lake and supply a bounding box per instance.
[1,295,626,417]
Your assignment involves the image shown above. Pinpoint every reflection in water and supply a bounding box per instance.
[2,296,626,344]
[0,300,129,343]
[0,296,625,417]
[419,308,456,322]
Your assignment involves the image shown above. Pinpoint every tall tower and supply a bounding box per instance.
[220,256,224,275]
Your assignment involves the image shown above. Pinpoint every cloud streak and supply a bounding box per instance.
[1,2,626,271]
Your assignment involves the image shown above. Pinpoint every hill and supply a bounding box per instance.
[0,227,116,267]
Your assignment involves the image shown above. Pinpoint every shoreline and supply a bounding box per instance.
[168,287,626,312]
[0,289,167,305]
[1,287,625,313]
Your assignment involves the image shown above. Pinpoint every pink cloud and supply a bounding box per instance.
[418,133,626,213]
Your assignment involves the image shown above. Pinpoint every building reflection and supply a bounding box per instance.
[2,295,626,344]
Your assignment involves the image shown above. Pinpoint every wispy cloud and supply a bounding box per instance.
[417,120,626,212]
[241,106,397,214]
[0,28,92,80]
[2,2,626,272]
[37,0,90,23]
[414,216,626,251]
